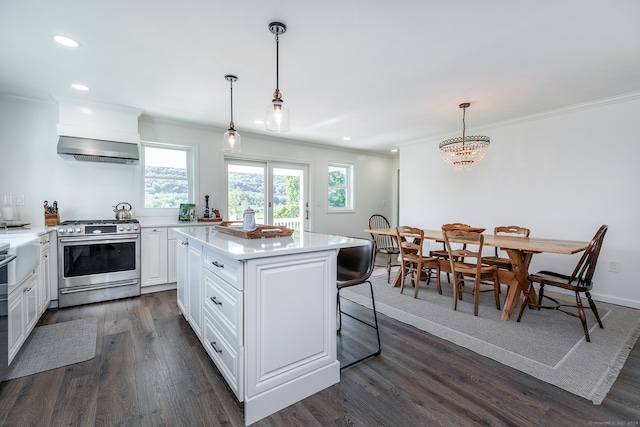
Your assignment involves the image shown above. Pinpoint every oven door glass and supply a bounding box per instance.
[63,240,136,277]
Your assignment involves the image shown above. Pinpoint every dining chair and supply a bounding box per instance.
[443,229,501,316]
[482,225,530,297]
[337,240,381,369]
[517,224,608,342]
[429,223,472,283]
[396,226,441,298]
[368,214,400,283]
[482,226,530,271]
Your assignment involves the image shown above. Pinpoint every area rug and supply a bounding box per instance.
[340,268,640,404]
[6,317,98,380]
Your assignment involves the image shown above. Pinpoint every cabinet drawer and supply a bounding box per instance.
[203,248,243,290]
[203,268,242,346]
[203,313,243,401]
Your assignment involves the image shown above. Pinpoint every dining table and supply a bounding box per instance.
[366,228,590,321]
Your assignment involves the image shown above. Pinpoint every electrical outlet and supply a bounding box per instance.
[608,261,619,273]
[16,195,25,206]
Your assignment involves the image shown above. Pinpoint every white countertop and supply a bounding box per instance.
[0,226,53,247]
[139,219,217,228]
[173,226,368,260]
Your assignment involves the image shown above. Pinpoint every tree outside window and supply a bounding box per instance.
[142,144,192,208]
[328,163,353,210]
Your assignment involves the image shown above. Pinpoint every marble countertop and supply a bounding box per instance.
[173,226,368,260]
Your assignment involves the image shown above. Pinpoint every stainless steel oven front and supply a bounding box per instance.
[57,220,141,308]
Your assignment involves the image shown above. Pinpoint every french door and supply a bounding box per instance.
[225,159,309,231]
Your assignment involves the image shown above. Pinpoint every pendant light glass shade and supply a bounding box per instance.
[266,22,290,132]
[223,75,241,152]
[223,128,241,152]
[266,98,290,132]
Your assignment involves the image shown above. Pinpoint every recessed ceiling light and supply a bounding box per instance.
[71,83,89,91]
[342,136,351,141]
[254,120,265,125]
[391,149,398,153]
[53,35,80,48]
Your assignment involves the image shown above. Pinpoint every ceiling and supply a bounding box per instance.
[1,1,639,155]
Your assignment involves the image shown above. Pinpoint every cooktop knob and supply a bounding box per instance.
[58,228,66,234]
[126,225,132,231]
[75,228,82,233]
[119,226,124,231]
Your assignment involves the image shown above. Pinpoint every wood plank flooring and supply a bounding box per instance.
[1,289,639,426]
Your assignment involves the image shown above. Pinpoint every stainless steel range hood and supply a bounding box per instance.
[57,136,139,165]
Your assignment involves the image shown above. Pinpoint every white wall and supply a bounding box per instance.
[398,93,640,308]
[0,96,138,221]
[0,96,395,240]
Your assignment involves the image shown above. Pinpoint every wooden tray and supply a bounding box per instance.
[215,223,294,239]
[197,217,223,223]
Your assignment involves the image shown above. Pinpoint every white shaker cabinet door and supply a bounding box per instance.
[245,250,339,398]
[187,243,203,338]
[141,228,168,287]
[176,237,188,318]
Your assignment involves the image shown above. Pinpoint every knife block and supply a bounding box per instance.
[44,213,59,226]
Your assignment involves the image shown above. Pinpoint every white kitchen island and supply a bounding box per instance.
[173,226,368,425]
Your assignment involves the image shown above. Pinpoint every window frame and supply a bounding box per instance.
[327,162,354,212]
[136,141,196,216]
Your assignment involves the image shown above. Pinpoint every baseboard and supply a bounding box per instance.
[141,282,177,294]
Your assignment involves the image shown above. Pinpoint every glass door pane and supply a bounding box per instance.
[227,163,265,222]
[273,167,304,231]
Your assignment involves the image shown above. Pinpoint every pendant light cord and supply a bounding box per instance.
[229,79,234,126]
[461,105,466,148]
[275,32,280,98]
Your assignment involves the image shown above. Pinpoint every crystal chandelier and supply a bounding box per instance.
[439,103,490,171]
[266,22,290,132]
[223,75,241,152]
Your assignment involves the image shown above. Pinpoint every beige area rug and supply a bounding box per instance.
[340,268,640,404]
[6,317,98,380]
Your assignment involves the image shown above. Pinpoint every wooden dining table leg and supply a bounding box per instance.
[500,249,538,321]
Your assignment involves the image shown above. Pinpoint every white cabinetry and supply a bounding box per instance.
[141,228,168,288]
[8,271,38,364]
[167,228,178,283]
[176,235,188,317]
[202,247,244,400]
[174,227,354,425]
[141,226,186,291]
[38,232,51,312]
[187,242,202,338]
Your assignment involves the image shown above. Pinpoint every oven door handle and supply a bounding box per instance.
[59,280,140,294]
[59,235,139,243]
[0,254,17,268]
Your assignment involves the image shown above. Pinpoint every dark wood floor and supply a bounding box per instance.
[1,289,639,426]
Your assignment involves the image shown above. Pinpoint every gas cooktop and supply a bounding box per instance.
[58,219,139,226]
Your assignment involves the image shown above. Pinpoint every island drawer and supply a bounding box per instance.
[203,313,243,401]
[203,268,242,346]
[203,247,243,290]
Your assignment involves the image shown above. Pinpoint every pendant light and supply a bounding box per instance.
[439,103,490,171]
[266,21,290,132]
[223,75,241,152]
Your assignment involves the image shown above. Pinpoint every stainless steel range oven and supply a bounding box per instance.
[57,219,140,308]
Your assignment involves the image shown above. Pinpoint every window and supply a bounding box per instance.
[328,163,353,211]
[141,143,193,208]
